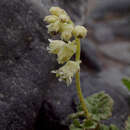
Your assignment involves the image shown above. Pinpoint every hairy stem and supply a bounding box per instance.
[75,38,90,119]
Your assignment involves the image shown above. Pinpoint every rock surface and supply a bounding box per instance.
[0,0,88,130]
[0,0,54,129]
[0,0,130,130]
[99,42,130,64]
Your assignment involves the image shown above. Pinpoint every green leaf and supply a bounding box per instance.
[125,116,130,130]
[99,124,109,130]
[69,119,98,130]
[122,78,130,91]
[69,124,82,130]
[69,119,82,130]
[69,92,115,130]
[99,124,119,130]
[78,91,114,121]
[73,119,81,128]
[82,119,98,129]
[109,124,119,130]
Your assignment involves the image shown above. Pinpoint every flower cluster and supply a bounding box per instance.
[47,39,77,64]
[44,7,87,85]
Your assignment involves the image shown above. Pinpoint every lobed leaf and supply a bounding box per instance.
[109,124,119,130]
[69,119,98,130]
[78,91,114,121]
[99,124,119,130]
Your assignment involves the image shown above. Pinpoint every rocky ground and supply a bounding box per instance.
[0,0,129,130]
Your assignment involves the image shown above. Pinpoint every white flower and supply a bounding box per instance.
[73,25,87,38]
[57,41,77,64]
[61,31,72,41]
[46,21,60,33]
[52,60,81,85]
[47,39,66,54]
[60,23,74,41]
[47,39,76,64]
[49,7,67,17]
[44,15,59,23]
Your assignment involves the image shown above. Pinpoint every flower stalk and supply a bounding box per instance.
[75,38,90,119]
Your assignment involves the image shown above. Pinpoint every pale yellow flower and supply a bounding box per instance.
[59,14,70,23]
[61,31,72,41]
[47,39,66,54]
[44,15,59,24]
[60,23,74,41]
[61,23,74,32]
[57,41,77,64]
[49,7,67,17]
[47,21,60,33]
[73,25,87,38]
[52,60,81,85]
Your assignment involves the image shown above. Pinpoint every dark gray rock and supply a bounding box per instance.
[0,0,55,129]
[93,23,114,43]
[122,66,130,77]
[99,42,130,64]
[87,0,130,42]
[0,0,88,130]
[88,0,130,20]
[81,39,102,72]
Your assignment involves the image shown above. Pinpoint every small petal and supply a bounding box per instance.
[73,25,87,38]
[47,21,60,33]
[57,41,77,64]
[52,60,81,85]
[61,31,72,41]
[47,39,66,54]
[44,15,59,23]
[49,7,67,16]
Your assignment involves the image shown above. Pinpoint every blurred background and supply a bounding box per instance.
[79,0,130,128]
[81,0,130,93]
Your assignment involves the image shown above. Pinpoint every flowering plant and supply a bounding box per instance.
[44,6,129,130]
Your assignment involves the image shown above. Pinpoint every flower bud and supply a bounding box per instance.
[47,39,66,54]
[44,15,59,23]
[73,25,87,38]
[57,41,77,64]
[47,21,60,33]
[52,60,81,86]
[49,7,67,16]
[59,14,70,23]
